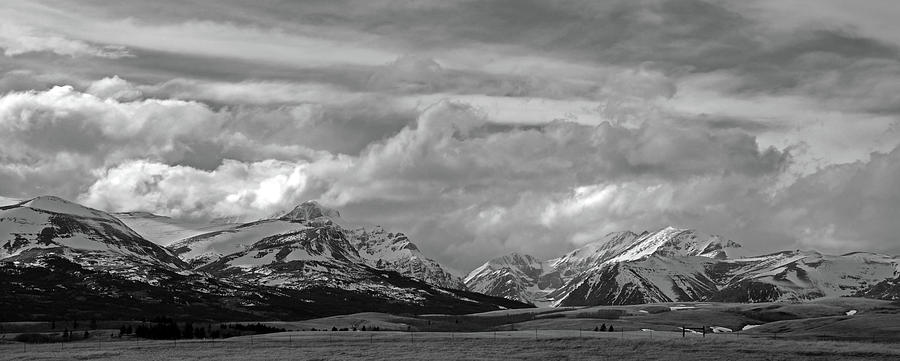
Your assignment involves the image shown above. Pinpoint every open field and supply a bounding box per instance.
[3,298,898,360]
[2,330,900,361]
[253,298,900,342]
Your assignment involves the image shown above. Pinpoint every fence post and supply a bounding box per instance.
[682,326,685,338]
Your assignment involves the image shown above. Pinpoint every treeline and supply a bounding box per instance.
[126,318,287,340]
[309,326,381,331]
[13,329,92,344]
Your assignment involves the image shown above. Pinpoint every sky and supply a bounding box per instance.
[1,0,899,273]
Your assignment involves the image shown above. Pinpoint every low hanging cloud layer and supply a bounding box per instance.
[1,0,899,272]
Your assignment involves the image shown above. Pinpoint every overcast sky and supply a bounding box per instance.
[1,0,899,273]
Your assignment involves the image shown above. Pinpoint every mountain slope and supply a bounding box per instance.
[711,251,900,302]
[463,253,562,305]
[0,196,185,271]
[349,226,466,289]
[116,211,235,246]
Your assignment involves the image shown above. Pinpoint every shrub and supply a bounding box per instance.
[14,333,52,343]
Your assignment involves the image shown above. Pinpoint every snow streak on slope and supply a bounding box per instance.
[116,212,236,246]
[168,219,305,267]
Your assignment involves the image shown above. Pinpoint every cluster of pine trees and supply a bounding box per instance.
[593,324,615,332]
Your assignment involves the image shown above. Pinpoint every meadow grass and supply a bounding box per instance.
[1,330,898,361]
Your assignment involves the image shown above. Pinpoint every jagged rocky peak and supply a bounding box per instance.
[352,226,418,251]
[279,201,341,224]
[489,252,542,267]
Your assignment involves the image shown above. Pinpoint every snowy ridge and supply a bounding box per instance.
[169,219,308,267]
[349,226,465,289]
[0,196,186,272]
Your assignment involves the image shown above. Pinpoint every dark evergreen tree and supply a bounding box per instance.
[600,324,607,331]
[607,325,614,332]
[183,322,194,339]
[593,326,599,332]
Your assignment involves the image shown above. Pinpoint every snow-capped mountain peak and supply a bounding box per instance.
[279,201,342,224]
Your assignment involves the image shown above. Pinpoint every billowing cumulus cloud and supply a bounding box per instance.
[1,0,899,272]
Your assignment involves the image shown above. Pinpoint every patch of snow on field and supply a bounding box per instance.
[741,324,761,331]
[711,326,732,333]
[669,306,696,311]
[846,310,857,315]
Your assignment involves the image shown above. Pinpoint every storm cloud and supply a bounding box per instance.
[1,0,898,272]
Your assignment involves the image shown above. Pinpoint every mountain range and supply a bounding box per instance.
[464,227,900,306]
[0,196,524,321]
[1,195,898,322]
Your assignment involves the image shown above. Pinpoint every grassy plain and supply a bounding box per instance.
[3,298,898,360]
[2,330,900,361]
